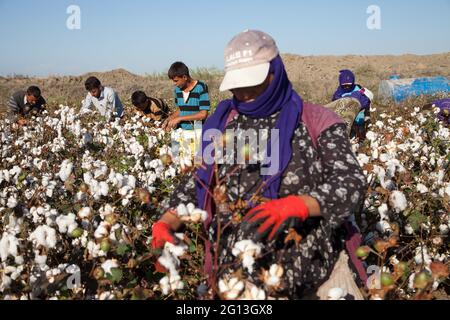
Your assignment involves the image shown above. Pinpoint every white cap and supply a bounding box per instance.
[220,30,279,92]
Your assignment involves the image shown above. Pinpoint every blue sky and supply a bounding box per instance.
[0,0,449,76]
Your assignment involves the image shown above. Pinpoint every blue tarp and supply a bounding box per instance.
[379,76,450,103]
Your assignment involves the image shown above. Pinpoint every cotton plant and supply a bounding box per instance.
[0,105,190,299]
[353,102,449,300]
[175,203,208,224]
[157,234,188,296]
[231,240,262,274]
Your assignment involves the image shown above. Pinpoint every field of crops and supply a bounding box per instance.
[0,99,448,300]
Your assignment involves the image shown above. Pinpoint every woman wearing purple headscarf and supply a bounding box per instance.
[153,30,367,299]
[331,69,373,140]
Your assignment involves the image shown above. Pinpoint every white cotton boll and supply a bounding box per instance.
[219,278,245,300]
[389,191,408,213]
[99,204,115,219]
[98,292,116,300]
[78,207,92,220]
[0,274,12,291]
[55,213,78,234]
[186,203,196,214]
[375,121,384,129]
[29,225,57,249]
[232,240,262,258]
[177,204,189,217]
[75,191,87,202]
[328,288,347,300]
[6,196,18,209]
[357,153,370,167]
[94,222,111,239]
[99,181,109,197]
[191,209,208,223]
[83,172,93,185]
[34,253,48,266]
[372,148,379,160]
[442,185,450,198]
[15,255,24,265]
[439,224,449,235]
[58,160,73,182]
[0,233,20,262]
[165,167,177,179]
[164,242,188,258]
[264,264,284,288]
[101,259,119,275]
[378,204,389,220]
[159,276,170,295]
[240,283,267,300]
[366,131,377,142]
[416,184,429,194]
[379,153,390,163]
[414,246,432,267]
[242,255,256,273]
[119,186,133,197]
[405,224,415,235]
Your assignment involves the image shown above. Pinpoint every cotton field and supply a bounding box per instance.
[0,102,448,300]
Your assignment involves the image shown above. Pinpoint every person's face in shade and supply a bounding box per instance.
[231,73,274,103]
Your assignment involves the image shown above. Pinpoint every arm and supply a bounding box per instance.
[332,89,342,102]
[155,173,198,232]
[176,110,209,123]
[351,91,370,110]
[110,91,124,118]
[6,94,20,122]
[162,108,180,131]
[80,94,93,114]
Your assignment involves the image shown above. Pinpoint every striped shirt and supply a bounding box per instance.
[174,81,210,130]
[7,90,46,121]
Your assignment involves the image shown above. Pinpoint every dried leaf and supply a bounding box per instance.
[285,228,302,248]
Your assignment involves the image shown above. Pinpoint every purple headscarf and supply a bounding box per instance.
[332,69,359,101]
[435,98,450,124]
[339,69,356,88]
[196,56,303,209]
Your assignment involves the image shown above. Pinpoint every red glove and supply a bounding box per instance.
[151,221,178,249]
[243,196,309,241]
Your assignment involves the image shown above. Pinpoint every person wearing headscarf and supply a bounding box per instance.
[153,30,367,299]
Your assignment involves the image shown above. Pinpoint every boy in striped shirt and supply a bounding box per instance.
[162,62,210,132]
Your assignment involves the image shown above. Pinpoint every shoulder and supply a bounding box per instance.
[196,81,209,92]
[38,96,46,105]
[12,90,26,100]
[302,103,345,128]
[103,87,116,95]
[301,103,346,146]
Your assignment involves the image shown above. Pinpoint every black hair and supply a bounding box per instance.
[131,91,149,108]
[27,86,41,98]
[168,62,190,80]
[85,77,102,91]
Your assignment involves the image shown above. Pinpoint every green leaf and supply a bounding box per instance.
[116,244,131,256]
[107,268,123,283]
[18,172,27,183]
[189,243,197,254]
[407,212,428,232]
